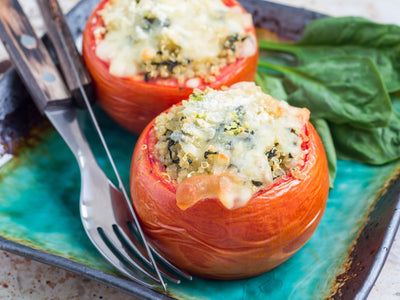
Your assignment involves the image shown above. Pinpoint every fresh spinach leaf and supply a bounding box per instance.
[255,71,287,101]
[259,17,400,93]
[331,94,400,165]
[258,56,392,129]
[331,109,400,165]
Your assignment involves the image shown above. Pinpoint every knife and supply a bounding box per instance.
[0,0,167,288]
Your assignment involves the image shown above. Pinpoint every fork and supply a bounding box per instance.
[0,0,191,291]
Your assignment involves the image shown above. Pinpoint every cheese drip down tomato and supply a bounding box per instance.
[82,0,258,134]
[130,84,330,279]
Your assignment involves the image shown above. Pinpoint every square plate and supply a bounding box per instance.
[1,1,400,299]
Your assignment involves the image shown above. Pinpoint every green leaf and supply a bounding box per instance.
[299,16,400,48]
[254,71,287,101]
[331,109,400,165]
[311,118,337,189]
[259,56,392,129]
[259,17,400,93]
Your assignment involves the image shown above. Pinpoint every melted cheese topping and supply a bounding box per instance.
[154,82,310,209]
[94,0,256,83]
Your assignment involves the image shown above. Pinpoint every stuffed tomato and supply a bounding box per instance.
[82,0,259,134]
[130,82,329,279]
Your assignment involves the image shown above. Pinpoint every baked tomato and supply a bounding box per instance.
[130,85,330,280]
[82,0,259,134]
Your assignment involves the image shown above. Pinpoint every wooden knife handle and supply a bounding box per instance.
[37,0,95,108]
[0,0,72,113]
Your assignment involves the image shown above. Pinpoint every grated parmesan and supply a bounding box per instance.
[94,0,256,85]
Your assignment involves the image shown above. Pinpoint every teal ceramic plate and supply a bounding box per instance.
[1,1,400,299]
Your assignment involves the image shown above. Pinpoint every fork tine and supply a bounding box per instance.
[114,223,181,284]
[127,222,193,281]
[97,227,163,284]
[110,182,191,282]
[149,243,193,281]
[87,229,156,289]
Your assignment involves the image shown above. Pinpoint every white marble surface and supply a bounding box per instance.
[0,0,399,299]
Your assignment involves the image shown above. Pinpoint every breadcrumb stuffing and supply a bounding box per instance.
[154,82,310,198]
[94,0,257,84]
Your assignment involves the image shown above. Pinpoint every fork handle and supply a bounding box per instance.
[37,0,95,108]
[0,0,72,113]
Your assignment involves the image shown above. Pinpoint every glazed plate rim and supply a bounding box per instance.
[0,1,399,299]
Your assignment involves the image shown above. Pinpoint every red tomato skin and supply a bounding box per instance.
[130,116,330,280]
[82,0,259,134]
